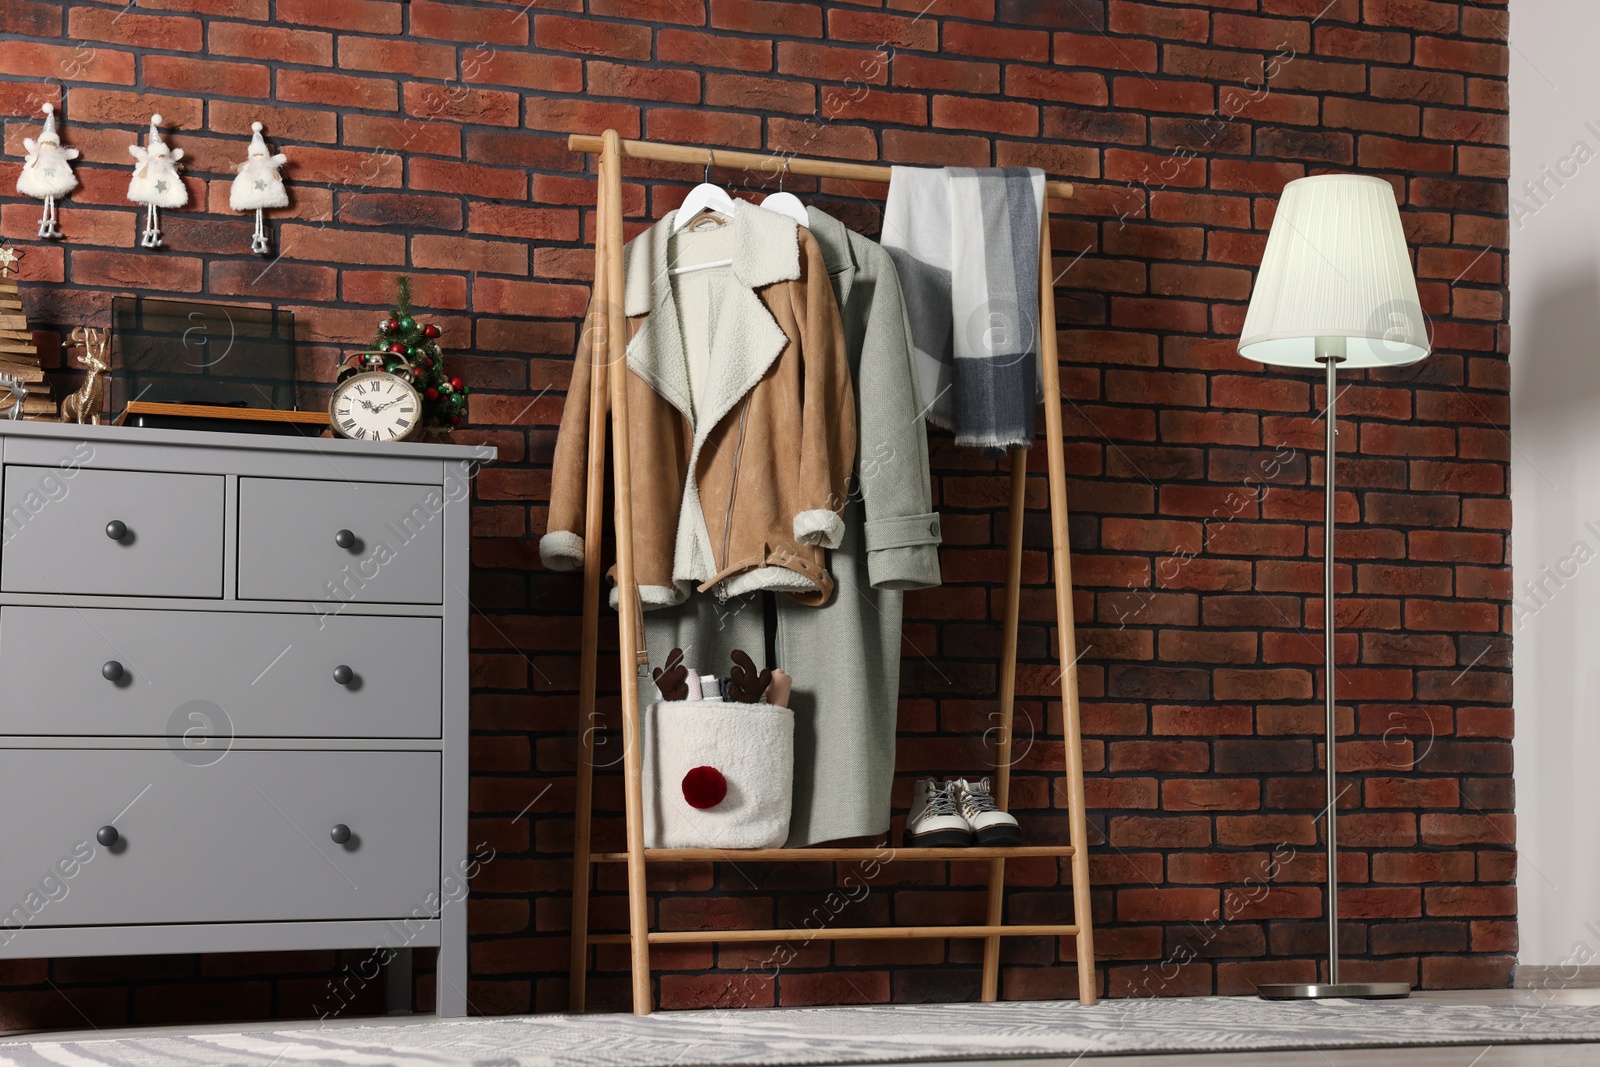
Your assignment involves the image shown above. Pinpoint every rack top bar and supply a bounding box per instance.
[567,134,1075,203]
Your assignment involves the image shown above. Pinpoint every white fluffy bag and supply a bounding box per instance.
[642,700,794,849]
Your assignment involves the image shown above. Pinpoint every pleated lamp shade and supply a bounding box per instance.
[1238,174,1431,369]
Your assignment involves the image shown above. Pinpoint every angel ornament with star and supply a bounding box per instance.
[127,114,187,249]
[17,104,79,240]
[230,122,288,256]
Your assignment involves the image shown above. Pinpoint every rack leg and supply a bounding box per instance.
[567,165,615,1015]
[982,448,1029,1002]
[1035,206,1098,1005]
[599,130,654,1017]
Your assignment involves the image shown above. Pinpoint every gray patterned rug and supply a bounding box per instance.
[0,997,1595,1066]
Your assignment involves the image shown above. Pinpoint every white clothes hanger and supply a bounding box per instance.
[669,151,738,276]
[672,150,737,235]
[760,158,808,226]
[669,254,734,277]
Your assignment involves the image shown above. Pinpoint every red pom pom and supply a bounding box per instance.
[423,324,440,339]
[681,766,727,810]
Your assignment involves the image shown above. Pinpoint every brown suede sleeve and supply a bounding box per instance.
[542,297,598,558]
[792,229,856,528]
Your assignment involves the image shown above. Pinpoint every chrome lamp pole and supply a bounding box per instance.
[1237,175,1431,1000]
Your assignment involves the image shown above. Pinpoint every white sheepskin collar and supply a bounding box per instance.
[622,200,800,318]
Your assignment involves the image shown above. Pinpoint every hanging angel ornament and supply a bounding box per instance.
[127,114,186,249]
[17,104,78,240]
[230,122,288,256]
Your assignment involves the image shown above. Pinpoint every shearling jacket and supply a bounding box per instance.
[541,203,855,609]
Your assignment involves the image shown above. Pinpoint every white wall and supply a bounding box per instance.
[1512,2,1600,966]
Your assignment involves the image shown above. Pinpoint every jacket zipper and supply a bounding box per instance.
[716,396,753,601]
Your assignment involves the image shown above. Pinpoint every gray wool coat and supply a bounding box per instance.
[642,206,942,846]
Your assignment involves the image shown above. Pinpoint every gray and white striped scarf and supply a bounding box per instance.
[882,165,1046,451]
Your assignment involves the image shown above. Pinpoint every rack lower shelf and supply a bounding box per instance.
[590,845,1076,863]
[588,923,1080,945]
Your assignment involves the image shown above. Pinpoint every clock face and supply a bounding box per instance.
[331,373,420,442]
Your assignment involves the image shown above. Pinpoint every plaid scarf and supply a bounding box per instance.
[881,165,1046,451]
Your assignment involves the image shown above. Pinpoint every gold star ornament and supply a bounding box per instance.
[0,246,20,278]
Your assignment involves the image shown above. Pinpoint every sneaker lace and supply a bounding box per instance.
[960,780,998,814]
[923,782,960,818]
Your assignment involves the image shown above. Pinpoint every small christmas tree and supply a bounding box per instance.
[341,276,468,433]
[0,246,57,418]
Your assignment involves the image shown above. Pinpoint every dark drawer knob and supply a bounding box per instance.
[333,664,353,686]
[334,529,355,549]
[101,660,124,682]
[105,520,128,541]
[330,824,351,845]
[96,825,118,847]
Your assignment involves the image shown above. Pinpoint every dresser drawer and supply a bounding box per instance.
[237,478,443,605]
[1,466,224,598]
[0,607,440,738]
[0,750,439,926]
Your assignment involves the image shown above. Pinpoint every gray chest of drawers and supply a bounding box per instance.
[0,421,492,1018]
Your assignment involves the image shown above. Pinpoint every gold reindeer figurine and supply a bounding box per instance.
[62,326,109,425]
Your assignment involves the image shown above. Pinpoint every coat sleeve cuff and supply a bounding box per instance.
[539,530,585,572]
[864,512,943,590]
[794,509,845,550]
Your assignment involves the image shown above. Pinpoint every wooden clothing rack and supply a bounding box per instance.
[564,130,1097,1015]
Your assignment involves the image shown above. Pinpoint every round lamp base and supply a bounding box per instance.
[1257,982,1411,1000]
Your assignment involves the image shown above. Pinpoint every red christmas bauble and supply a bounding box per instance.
[681,766,727,810]
[387,342,406,355]
[422,324,440,339]
[382,318,399,334]
[449,377,464,390]
[425,387,440,401]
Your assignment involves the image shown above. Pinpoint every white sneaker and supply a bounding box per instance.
[951,778,1021,846]
[906,778,973,847]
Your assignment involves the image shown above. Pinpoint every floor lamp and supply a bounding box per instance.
[1238,174,1431,1000]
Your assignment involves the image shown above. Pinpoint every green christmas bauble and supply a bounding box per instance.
[398,316,416,333]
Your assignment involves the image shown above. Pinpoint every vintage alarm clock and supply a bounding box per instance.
[330,356,422,443]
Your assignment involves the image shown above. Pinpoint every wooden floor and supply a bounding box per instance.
[1,988,1595,1063]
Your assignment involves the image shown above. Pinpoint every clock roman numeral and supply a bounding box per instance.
[341,418,357,431]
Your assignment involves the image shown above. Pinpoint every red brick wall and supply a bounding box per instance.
[0,0,1509,1026]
